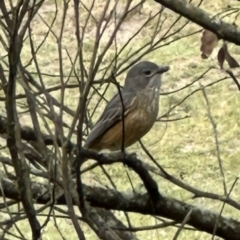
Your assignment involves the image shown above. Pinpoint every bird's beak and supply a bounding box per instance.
[156,66,170,74]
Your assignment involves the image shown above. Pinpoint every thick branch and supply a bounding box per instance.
[5,3,41,239]
[79,149,162,204]
[1,178,240,240]
[87,189,240,240]
[0,178,137,240]
[155,0,240,45]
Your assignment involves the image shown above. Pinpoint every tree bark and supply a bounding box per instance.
[1,178,240,240]
[155,0,240,45]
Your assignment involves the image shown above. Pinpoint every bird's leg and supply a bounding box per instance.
[119,149,132,161]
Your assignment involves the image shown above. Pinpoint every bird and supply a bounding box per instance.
[84,61,170,152]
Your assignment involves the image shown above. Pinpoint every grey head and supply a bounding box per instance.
[123,61,170,91]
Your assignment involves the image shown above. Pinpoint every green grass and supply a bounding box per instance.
[1,0,240,239]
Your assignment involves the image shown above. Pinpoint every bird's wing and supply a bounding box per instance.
[85,90,137,147]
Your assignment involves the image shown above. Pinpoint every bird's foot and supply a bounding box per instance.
[119,150,137,169]
[118,150,137,160]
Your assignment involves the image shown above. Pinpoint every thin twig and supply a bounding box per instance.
[200,83,227,195]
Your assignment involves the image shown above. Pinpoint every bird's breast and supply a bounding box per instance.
[136,88,160,117]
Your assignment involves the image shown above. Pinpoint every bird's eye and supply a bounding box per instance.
[144,70,151,76]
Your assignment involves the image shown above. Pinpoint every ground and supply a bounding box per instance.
[1,0,240,239]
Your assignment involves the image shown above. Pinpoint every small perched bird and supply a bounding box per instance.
[84,61,170,152]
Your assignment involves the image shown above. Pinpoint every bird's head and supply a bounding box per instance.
[124,61,170,91]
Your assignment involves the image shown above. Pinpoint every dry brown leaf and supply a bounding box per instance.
[217,43,240,69]
[217,46,225,69]
[201,53,208,59]
[225,50,240,69]
[200,30,219,59]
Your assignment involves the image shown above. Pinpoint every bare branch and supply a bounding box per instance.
[155,0,240,45]
[1,177,240,240]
